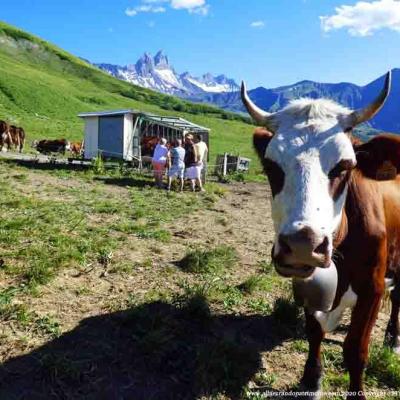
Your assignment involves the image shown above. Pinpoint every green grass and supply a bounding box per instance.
[366,344,400,388]
[272,297,302,328]
[0,20,259,170]
[0,180,112,286]
[0,290,61,339]
[0,161,224,289]
[237,274,273,295]
[178,245,238,274]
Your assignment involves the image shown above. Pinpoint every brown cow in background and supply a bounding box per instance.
[0,120,12,151]
[9,125,25,153]
[69,141,84,157]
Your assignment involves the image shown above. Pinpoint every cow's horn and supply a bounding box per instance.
[241,81,274,127]
[349,71,391,127]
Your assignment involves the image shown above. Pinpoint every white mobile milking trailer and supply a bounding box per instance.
[78,109,210,165]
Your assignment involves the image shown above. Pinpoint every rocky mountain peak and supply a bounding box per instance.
[154,50,169,68]
[95,51,239,96]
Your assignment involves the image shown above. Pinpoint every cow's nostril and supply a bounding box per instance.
[314,237,329,255]
[278,235,292,255]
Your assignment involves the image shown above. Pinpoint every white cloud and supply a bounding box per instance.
[170,0,206,9]
[189,4,210,15]
[126,0,209,17]
[147,21,156,28]
[320,0,400,36]
[125,7,138,16]
[171,0,209,15]
[250,20,265,29]
[125,3,166,16]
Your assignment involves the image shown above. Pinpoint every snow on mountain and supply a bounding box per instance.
[95,50,239,98]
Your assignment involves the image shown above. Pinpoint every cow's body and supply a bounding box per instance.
[9,125,25,152]
[33,139,70,155]
[69,141,84,157]
[242,72,399,399]
[141,136,161,157]
[0,120,12,151]
[305,160,400,396]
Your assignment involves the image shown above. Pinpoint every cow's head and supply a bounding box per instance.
[242,72,391,279]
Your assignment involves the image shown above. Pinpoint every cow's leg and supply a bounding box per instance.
[384,280,400,354]
[20,137,25,153]
[300,311,325,399]
[343,292,383,400]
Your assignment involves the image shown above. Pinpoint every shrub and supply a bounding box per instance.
[91,153,105,175]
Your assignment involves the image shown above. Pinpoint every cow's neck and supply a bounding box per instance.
[333,208,348,249]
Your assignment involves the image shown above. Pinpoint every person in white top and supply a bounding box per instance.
[152,138,168,188]
[193,133,208,192]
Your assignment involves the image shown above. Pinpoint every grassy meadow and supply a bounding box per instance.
[0,21,258,169]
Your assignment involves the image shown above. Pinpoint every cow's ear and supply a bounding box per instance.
[253,128,274,160]
[354,134,400,181]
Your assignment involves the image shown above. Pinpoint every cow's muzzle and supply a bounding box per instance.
[272,225,331,278]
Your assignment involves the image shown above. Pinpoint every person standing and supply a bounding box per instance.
[184,134,198,192]
[193,133,208,192]
[152,137,168,188]
[167,139,186,192]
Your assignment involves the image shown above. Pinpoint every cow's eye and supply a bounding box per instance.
[328,159,355,180]
[328,159,355,200]
[263,158,285,197]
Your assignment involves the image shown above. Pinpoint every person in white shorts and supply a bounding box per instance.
[184,134,199,192]
[193,133,208,192]
[152,138,168,188]
[167,139,185,192]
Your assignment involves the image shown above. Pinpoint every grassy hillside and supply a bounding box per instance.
[0,21,257,167]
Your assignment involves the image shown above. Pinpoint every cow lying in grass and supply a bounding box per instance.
[242,71,399,399]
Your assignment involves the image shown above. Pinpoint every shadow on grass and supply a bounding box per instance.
[1,158,155,188]
[95,176,152,189]
[0,158,89,172]
[0,301,298,400]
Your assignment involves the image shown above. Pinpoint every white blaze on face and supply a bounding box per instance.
[265,100,357,257]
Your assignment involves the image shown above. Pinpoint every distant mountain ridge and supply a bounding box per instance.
[196,70,400,134]
[95,50,239,97]
[95,52,399,133]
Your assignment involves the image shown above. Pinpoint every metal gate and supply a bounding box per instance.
[98,116,124,158]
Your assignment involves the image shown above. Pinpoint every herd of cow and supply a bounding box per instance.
[0,119,83,157]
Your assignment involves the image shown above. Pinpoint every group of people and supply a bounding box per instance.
[151,133,208,192]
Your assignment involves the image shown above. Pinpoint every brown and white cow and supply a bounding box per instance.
[0,120,12,151]
[242,71,399,399]
[9,125,25,153]
[32,139,71,155]
[69,140,84,157]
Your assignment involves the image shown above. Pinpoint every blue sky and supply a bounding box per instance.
[1,0,399,88]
